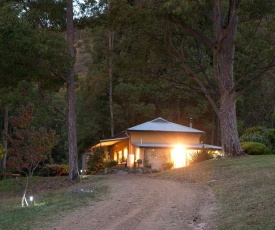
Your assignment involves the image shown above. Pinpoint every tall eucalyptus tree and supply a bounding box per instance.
[66,0,79,181]
[115,0,275,156]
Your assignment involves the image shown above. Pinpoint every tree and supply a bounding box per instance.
[1,106,8,168]
[0,1,70,167]
[7,105,58,207]
[104,0,274,156]
[75,1,217,147]
[66,0,79,181]
[0,0,80,180]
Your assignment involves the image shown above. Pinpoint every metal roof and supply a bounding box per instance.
[127,117,204,134]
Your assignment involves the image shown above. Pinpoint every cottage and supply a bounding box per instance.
[83,117,221,171]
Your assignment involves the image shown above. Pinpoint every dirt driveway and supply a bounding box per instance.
[52,174,216,230]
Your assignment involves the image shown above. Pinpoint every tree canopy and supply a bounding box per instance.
[0,0,274,171]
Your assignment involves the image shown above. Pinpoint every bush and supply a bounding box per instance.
[189,149,214,165]
[240,132,271,147]
[105,160,118,168]
[162,162,174,170]
[38,164,69,176]
[266,129,275,154]
[244,126,264,134]
[242,126,275,154]
[87,148,107,174]
[241,142,270,155]
[0,168,12,180]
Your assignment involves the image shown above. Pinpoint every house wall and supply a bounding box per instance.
[109,139,129,163]
[144,148,171,170]
[130,131,201,144]
[127,131,202,170]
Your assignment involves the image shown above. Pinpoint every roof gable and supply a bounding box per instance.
[127,117,204,134]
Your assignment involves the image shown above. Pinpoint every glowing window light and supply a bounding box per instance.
[124,147,128,159]
[171,145,186,168]
[135,148,140,160]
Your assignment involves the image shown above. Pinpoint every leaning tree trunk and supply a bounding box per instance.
[66,0,79,181]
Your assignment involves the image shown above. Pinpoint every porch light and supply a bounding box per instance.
[171,145,186,168]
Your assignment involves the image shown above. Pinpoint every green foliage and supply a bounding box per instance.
[105,160,118,169]
[0,6,69,90]
[38,164,69,177]
[244,126,264,134]
[162,162,174,170]
[267,129,275,146]
[240,132,271,149]
[0,143,7,160]
[241,142,270,155]
[87,148,107,174]
[189,149,214,165]
[241,126,275,153]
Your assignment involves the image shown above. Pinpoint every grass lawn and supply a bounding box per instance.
[153,155,275,230]
[0,175,108,230]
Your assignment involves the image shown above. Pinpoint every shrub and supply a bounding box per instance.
[240,133,271,148]
[105,160,118,168]
[0,168,12,180]
[244,126,264,134]
[242,126,275,154]
[189,149,214,165]
[266,129,275,154]
[162,162,174,170]
[38,164,69,176]
[241,142,270,155]
[87,148,107,174]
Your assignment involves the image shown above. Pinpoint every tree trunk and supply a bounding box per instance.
[66,0,79,181]
[219,92,242,156]
[213,1,243,156]
[109,31,115,137]
[2,106,8,168]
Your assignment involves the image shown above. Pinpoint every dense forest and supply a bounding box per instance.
[0,0,274,178]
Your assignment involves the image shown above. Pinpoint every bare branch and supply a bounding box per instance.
[168,14,214,49]
[236,57,275,97]
[185,65,220,116]
[194,40,219,96]
[166,35,219,114]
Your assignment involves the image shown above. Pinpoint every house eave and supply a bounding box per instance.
[88,137,129,150]
[132,142,222,150]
